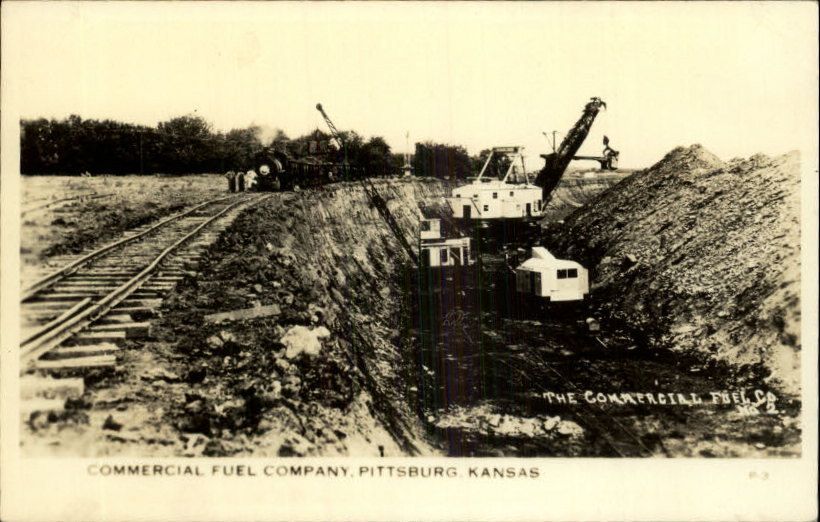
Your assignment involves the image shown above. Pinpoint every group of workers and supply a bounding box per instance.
[225,163,281,192]
[225,169,256,192]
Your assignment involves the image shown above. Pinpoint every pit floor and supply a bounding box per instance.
[407,253,801,458]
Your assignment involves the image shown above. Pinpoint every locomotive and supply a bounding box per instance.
[247,146,365,192]
[228,104,374,193]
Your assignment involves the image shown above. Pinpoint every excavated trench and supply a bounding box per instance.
[25,172,800,457]
[150,173,798,458]
[409,254,799,457]
[147,181,441,456]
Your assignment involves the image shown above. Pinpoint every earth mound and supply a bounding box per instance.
[545,145,801,395]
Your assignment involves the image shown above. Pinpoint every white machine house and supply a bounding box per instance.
[418,218,473,268]
[447,147,544,226]
[515,247,589,302]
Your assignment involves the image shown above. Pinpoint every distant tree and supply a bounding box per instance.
[20,118,60,174]
[156,115,214,173]
[222,126,264,171]
[19,114,408,177]
[21,115,146,174]
[390,152,407,172]
[359,136,393,177]
[336,130,365,164]
[413,141,472,180]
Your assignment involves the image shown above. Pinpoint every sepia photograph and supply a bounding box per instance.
[1,1,817,520]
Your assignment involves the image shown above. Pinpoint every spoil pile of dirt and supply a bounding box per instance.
[545,145,801,395]
[541,174,628,222]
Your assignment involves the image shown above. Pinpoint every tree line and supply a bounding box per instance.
[19,114,400,177]
[20,114,514,180]
[412,143,515,180]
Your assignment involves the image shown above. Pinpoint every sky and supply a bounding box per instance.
[2,1,817,168]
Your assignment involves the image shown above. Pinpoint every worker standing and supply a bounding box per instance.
[245,169,257,191]
[225,170,236,193]
[236,170,246,192]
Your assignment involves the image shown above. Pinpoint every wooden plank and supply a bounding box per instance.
[52,343,120,358]
[142,283,176,290]
[57,280,126,286]
[52,286,118,293]
[64,273,132,278]
[159,270,195,277]
[20,310,63,320]
[204,304,281,324]
[111,306,156,316]
[20,399,66,417]
[24,299,87,309]
[73,331,127,344]
[89,322,150,338]
[78,272,136,277]
[119,298,162,307]
[20,376,84,400]
[97,314,134,324]
[31,292,106,300]
[35,354,116,370]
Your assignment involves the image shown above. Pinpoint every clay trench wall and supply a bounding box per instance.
[271,179,449,453]
[166,179,448,456]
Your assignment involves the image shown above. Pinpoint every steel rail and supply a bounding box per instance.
[20,194,269,370]
[22,193,97,215]
[21,192,113,215]
[21,195,237,301]
[20,298,92,347]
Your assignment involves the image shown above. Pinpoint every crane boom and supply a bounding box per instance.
[534,97,607,200]
[315,103,345,156]
[314,102,418,264]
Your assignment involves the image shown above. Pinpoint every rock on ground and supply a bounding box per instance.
[281,325,331,359]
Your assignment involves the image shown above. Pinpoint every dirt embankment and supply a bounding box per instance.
[542,174,629,222]
[544,145,801,395]
[152,179,446,456]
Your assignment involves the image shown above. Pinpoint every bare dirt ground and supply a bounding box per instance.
[20,174,225,285]
[411,256,800,457]
[20,167,800,458]
[22,180,440,457]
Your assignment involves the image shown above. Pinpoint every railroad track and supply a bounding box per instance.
[20,193,269,375]
[21,192,113,216]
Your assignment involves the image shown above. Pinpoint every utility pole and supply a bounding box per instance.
[403,131,413,177]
